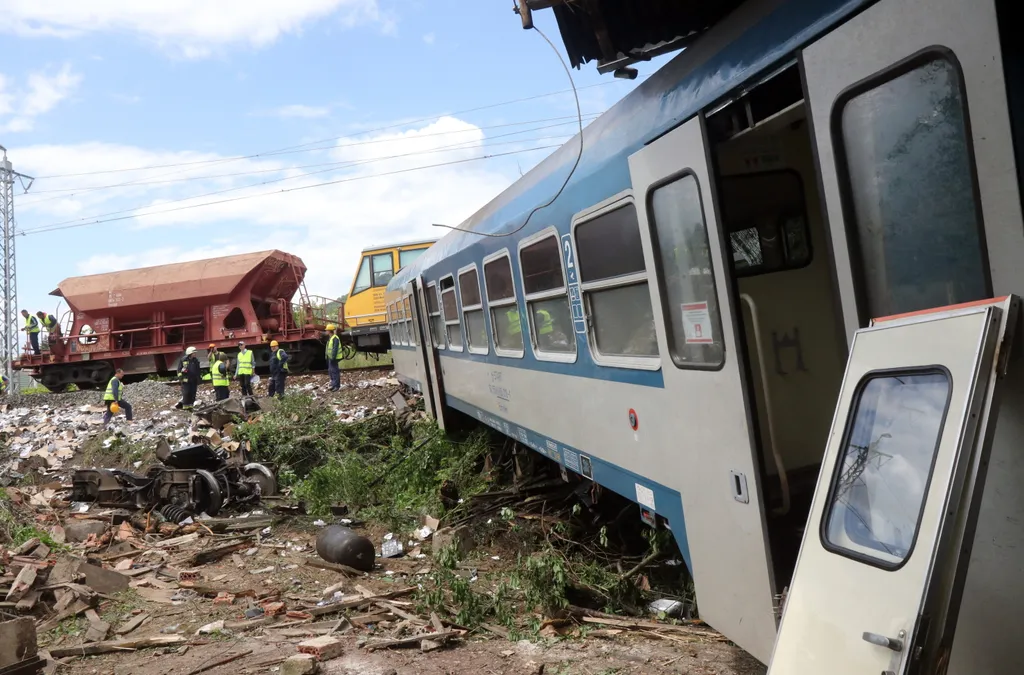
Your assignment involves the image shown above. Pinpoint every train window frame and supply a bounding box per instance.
[646,169,726,370]
[817,367,952,571]
[482,249,525,359]
[399,248,427,270]
[371,252,395,289]
[352,256,373,295]
[403,294,416,347]
[718,170,813,277]
[425,281,446,350]
[457,263,489,355]
[571,192,660,370]
[439,274,464,352]
[517,226,578,363]
[830,47,991,326]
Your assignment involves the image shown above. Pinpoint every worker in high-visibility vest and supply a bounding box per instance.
[268,340,289,399]
[0,374,9,397]
[37,313,61,340]
[20,310,40,355]
[325,324,342,392]
[211,352,230,401]
[235,341,255,397]
[102,368,133,425]
[536,308,554,340]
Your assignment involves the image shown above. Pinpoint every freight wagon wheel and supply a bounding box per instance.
[194,469,222,516]
[243,463,278,496]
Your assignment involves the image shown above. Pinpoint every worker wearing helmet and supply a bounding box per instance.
[102,368,133,426]
[211,352,230,401]
[20,310,40,355]
[268,340,289,399]
[325,324,342,392]
[235,341,255,397]
[175,346,201,410]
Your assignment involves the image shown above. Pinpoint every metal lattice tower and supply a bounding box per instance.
[0,146,33,392]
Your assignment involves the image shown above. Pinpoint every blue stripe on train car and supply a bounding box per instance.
[446,394,692,573]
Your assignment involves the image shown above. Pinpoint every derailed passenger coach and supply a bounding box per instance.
[387,0,1024,672]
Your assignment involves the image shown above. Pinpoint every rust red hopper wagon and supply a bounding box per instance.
[16,250,338,392]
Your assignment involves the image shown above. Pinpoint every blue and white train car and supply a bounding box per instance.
[386,0,1024,671]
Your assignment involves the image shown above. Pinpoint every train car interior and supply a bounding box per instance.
[704,64,847,591]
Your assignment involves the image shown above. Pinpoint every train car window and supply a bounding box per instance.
[371,253,395,287]
[649,173,725,369]
[821,370,950,569]
[835,55,989,320]
[459,267,488,354]
[440,275,463,351]
[403,295,416,347]
[426,283,446,349]
[484,253,524,356]
[574,203,659,363]
[519,233,576,358]
[719,171,811,276]
[399,248,426,269]
[353,257,372,295]
[399,300,410,346]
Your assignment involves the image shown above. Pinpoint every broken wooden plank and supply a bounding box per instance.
[363,630,459,651]
[302,559,365,577]
[37,599,91,633]
[83,609,110,643]
[375,601,424,624]
[5,567,36,602]
[114,613,149,636]
[184,538,253,567]
[151,532,200,549]
[579,616,713,635]
[10,538,40,556]
[48,635,186,658]
[307,587,417,617]
[15,590,40,613]
[184,649,252,675]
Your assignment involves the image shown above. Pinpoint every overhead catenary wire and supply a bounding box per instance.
[30,80,630,180]
[19,112,604,204]
[19,145,564,237]
[17,126,579,235]
[432,22,584,239]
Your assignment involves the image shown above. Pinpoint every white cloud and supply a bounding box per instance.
[423,32,435,45]
[16,115,553,298]
[0,64,81,133]
[1,0,395,57]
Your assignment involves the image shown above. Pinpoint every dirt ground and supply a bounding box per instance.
[44,519,765,675]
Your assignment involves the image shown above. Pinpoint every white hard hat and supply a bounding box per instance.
[185,346,197,355]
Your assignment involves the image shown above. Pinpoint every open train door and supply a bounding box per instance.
[769,297,1018,675]
[629,116,778,661]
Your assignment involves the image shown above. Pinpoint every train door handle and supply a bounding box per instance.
[862,631,903,652]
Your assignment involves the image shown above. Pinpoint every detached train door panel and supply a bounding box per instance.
[802,0,1023,343]
[629,117,777,662]
[769,298,1016,675]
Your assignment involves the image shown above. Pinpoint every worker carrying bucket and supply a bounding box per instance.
[102,368,133,426]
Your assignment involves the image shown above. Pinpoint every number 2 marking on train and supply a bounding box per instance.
[563,239,574,269]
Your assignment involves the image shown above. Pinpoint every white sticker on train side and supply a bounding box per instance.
[563,449,580,474]
[635,484,656,510]
[681,301,714,344]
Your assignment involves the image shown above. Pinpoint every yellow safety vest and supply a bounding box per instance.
[537,309,554,335]
[103,377,122,401]
[508,308,521,336]
[275,349,289,372]
[25,316,39,333]
[41,315,57,330]
[325,334,341,361]
[211,360,230,387]
[236,350,254,376]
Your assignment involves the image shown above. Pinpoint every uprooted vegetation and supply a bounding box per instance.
[237,395,696,633]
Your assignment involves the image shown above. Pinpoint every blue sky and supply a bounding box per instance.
[0,0,669,323]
